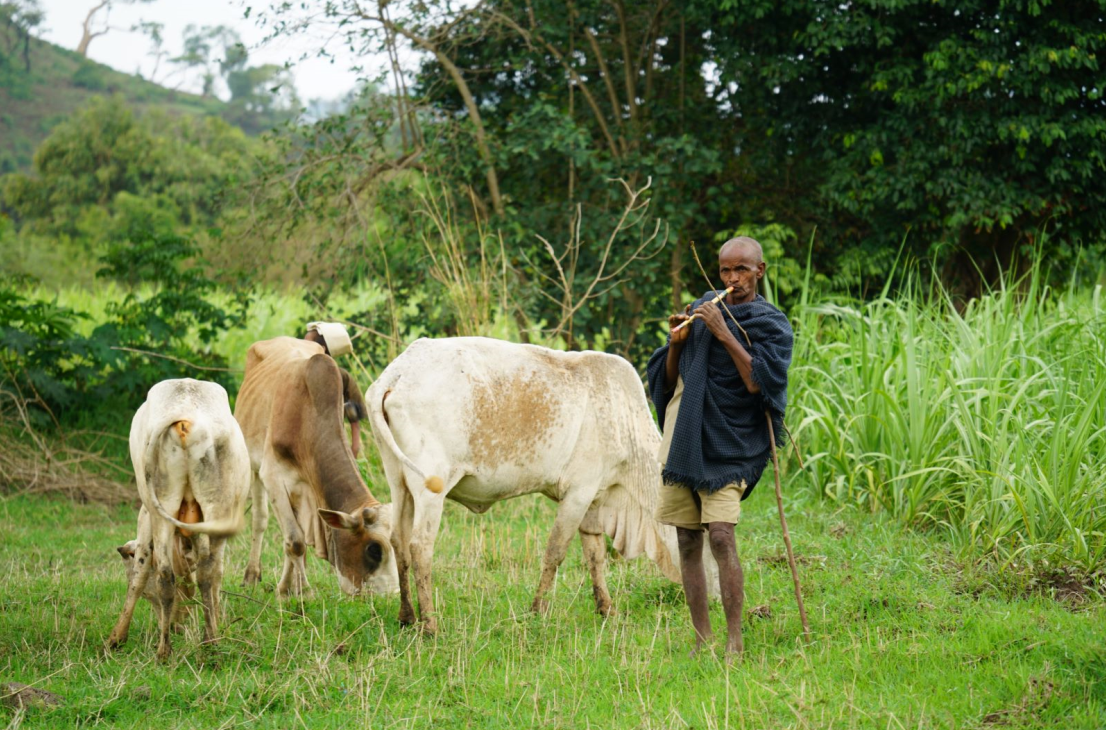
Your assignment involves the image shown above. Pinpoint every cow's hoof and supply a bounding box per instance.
[156,643,172,662]
[243,567,262,586]
[531,597,550,615]
[420,619,438,636]
[596,603,615,618]
[105,630,127,650]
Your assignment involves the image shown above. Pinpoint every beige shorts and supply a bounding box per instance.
[656,376,746,530]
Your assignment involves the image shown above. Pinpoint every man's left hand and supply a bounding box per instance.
[693,302,732,342]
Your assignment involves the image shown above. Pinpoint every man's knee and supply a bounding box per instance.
[707,522,736,555]
[676,527,703,558]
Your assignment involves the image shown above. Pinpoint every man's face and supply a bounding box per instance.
[719,244,765,304]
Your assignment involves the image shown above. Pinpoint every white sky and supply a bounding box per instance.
[35,0,384,103]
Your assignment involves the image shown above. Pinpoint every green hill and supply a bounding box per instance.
[0,26,225,173]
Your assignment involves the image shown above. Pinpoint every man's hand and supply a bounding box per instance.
[694,302,732,342]
[668,305,693,344]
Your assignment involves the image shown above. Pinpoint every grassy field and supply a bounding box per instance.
[3,480,1104,728]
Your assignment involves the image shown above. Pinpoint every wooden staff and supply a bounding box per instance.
[671,287,734,332]
[766,412,811,640]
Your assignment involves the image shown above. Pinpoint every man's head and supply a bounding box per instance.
[718,237,766,304]
[305,322,354,357]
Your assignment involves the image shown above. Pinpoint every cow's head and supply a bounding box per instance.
[117,540,139,585]
[319,503,399,595]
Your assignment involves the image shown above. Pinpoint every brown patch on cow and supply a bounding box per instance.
[176,500,202,538]
[425,476,444,494]
[467,373,560,467]
[172,420,191,445]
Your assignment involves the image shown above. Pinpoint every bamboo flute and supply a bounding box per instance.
[671,287,734,332]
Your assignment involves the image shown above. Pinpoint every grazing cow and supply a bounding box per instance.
[107,378,251,659]
[368,337,718,634]
[234,337,398,597]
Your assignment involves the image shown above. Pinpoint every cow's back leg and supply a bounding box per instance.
[409,490,448,635]
[260,459,310,598]
[196,534,228,644]
[532,489,595,615]
[107,531,154,649]
[243,471,268,586]
[578,505,613,617]
[151,519,178,660]
[390,486,416,626]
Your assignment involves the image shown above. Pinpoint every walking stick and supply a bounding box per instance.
[687,241,812,643]
[765,412,811,641]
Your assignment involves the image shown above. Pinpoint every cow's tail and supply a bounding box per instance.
[368,389,442,494]
[143,420,245,537]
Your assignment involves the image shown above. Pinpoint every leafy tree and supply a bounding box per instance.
[704,0,1106,288]
[0,0,42,77]
[0,95,254,244]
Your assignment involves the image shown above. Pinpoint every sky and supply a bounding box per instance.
[34,0,385,103]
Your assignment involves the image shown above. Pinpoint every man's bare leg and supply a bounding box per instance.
[707,521,744,656]
[676,527,713,653]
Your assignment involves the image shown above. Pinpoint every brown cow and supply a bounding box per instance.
[234,337,398,597]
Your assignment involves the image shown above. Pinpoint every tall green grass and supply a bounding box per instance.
[788,264,1106,571]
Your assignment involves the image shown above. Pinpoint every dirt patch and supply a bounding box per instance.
[1,682,64,711]
[747,604,772,619]
[948,558,1104,609]
[981,677,1055,726]
[759,553,826,568]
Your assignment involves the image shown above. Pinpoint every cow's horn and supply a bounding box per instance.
[362,507,378,526]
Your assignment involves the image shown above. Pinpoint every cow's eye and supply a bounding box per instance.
[364,541,384,572]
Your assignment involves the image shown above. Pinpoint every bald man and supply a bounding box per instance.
[646,237,793,657]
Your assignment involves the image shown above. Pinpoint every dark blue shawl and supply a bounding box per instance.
[646,293,793,498]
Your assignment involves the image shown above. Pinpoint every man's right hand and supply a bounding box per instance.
[668,305,693,344]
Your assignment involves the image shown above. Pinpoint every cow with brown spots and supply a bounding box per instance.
[368,337,719,635]
[234,337,398,597]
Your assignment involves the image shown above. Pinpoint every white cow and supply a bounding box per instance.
[107,378,251,659]
[368,337,717,634]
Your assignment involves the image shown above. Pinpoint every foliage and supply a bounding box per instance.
[0,228,246,426]
[0,95,256,284]
[789,260,1106,570]
[705,0,1106,288]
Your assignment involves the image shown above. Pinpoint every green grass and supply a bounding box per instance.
[2,485,1104,729]
[787,267,1106,572]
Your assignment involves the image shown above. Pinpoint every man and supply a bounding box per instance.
[303,321,367,457]
[646,237,793,656]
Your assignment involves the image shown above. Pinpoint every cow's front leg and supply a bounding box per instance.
[196,535,227,644]
[243,472,268,586]
[532,493,593,615]
[409,493,446,635]
[107,538,154,649]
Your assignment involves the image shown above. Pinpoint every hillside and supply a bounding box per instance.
[0,26,225,173]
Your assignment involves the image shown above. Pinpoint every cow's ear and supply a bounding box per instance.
[117,543,136,559]
[318,508,361,531]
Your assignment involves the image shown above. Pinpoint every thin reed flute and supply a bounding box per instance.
[671,287,734,332]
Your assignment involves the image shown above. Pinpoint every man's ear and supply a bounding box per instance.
[318,508,362,531]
